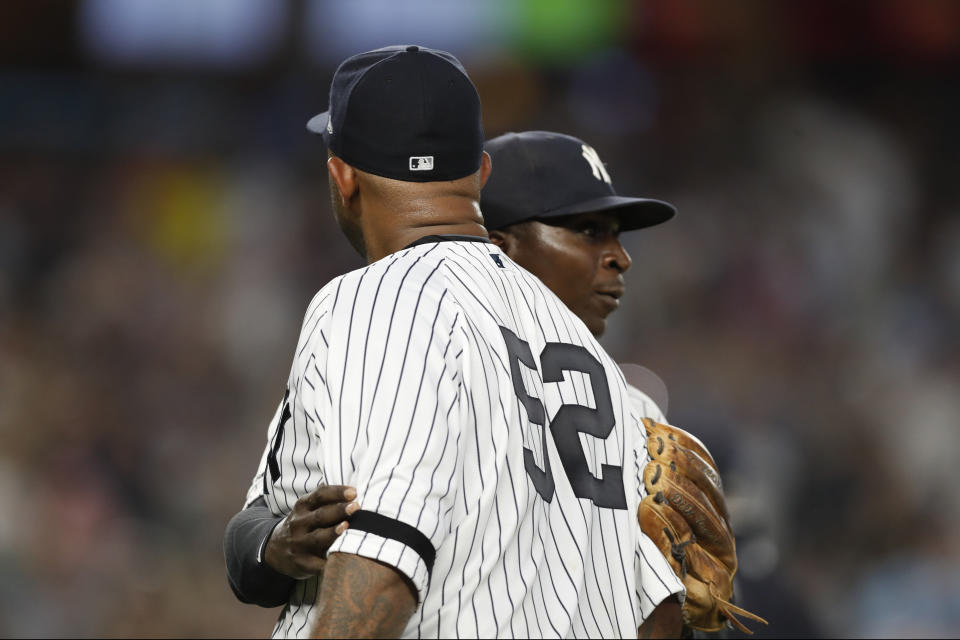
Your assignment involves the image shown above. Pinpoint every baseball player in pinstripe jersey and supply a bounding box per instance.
[226,45,686,638]
[478,133,764,636]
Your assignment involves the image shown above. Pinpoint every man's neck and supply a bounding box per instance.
[362,196,487,263]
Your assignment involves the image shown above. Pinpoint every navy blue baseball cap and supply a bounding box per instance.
[481,131,676,231]
[307,45,484,183]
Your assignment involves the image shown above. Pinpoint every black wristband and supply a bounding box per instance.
[223,498,297,607]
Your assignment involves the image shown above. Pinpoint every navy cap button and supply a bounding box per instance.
[406,45,419,53]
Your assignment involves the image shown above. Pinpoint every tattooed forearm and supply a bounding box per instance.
[310,552,417,639]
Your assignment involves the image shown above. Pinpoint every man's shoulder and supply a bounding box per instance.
[625,382,666,423]
[305,243,469,338]
[343,241,464,294]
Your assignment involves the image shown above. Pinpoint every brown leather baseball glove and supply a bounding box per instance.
[638,418,768,634]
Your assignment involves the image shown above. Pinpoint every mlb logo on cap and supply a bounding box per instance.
[409,156,434,171]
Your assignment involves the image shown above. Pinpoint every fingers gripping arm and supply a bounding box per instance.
[265,485,358,579]
[223,484,357,607]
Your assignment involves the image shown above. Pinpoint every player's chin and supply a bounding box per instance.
[584,312,608,338]
[586,298,619,336]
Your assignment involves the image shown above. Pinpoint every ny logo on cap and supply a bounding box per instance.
[409,156,435,171]
[581,144,611,184]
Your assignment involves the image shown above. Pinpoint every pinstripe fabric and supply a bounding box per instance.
[624,384,687,618]
[245,239,683,638]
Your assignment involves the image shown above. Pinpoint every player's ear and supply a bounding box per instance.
[327,156,359,206]
[488,228,511,252]
[478,151,492,189]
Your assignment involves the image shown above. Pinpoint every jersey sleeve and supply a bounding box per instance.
[629,383,686,617]
[246,285,336,515]
[627,383,667,424]
[635,531,686,618]
[243,399,285,509]
[312,266,464,602]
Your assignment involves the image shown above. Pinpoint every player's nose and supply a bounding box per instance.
[602,240,632,274]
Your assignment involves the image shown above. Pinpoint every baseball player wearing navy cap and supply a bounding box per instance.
[226,44,688,639]
[483,132,765,636]
[306,44,484,184]
[481,130,675,338]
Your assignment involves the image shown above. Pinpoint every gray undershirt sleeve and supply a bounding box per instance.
[223,497,295,607]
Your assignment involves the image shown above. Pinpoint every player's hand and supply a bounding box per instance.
[264,484,359,580]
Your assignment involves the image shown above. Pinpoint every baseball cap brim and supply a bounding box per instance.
[538,195,676,231]
[306,111,331,141]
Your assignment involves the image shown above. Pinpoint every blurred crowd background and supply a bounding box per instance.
[2,0,959,637]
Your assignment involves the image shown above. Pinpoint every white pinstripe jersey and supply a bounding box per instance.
[244,236,683,638]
